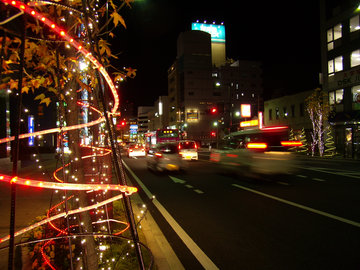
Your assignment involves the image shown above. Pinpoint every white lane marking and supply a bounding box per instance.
[194,189,204,194]
[296,175,307,178]
[231,183,360,228]
[298,166,360,179]
[123,161,219,270]
[312,178,325,182]
[276,181,289,186]
[169,175,186,184]
[185,184,194,189]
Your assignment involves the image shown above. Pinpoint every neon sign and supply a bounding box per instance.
[28,115,34,146]
[191,23,225,43]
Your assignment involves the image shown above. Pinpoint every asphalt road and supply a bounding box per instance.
[123,152,360,270]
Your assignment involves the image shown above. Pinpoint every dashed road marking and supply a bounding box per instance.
[123,161,219,269]
[232,183,360,228]
[312,178,325,182]
[276,181,289,186]
[296,175,307,178]
[194,189,204,194]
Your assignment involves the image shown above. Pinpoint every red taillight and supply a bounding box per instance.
[129,149,133,152]
[281,141,302,147]
[247,142,268,149]
[178,144,181,150]
[155,152,163,158]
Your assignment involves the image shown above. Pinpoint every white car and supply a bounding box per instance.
[178,140,198,160]
[127,144,146,158]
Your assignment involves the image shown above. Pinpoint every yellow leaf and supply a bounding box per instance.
[22,86,30,94]
[123,0,134,7]
[111,12,126,29]
[48,87,57,94]
[125,67,137,78]
[34,93,45,100]
[109,32,115,38]
[9,79,18,89]
[40,97,51,106]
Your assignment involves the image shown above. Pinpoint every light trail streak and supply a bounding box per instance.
[0,175,137,194]
[0,194,124,243]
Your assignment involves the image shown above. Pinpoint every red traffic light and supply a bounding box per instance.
[211,131,216,137]
[210,107,217,114]
[120,121,126,126]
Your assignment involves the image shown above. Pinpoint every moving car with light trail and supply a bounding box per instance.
[147,142,186,172]
[210,126,302,176]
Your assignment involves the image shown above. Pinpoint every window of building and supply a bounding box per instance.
[335,89,344,104]
[327,23,342,50]
[329,91,335,105]
[350,15,360,32]
[351,49,360,67]
[329,89,344,105]
[352,85,360,103]
[268,109,272,120]
[328,56,343,75]
[275,107,279,120]
[283,107,287,118]
[212,72,218,77]
[291,105,295,117]
[334,56,343,72]
[299,103,304,117]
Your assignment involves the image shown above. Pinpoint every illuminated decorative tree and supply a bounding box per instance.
[324,125,336,157]
[298,128,309,154]
[306,88,331,157]
[0,0,146,269]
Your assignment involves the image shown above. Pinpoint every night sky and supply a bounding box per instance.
[112,1,322,107]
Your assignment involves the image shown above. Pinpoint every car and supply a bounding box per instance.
[178,140,198,160]
[127,144,146,158]
[147,142,187,172]
[209,126,301,176]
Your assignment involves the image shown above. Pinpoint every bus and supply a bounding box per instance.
[145,129,180,152]
[209,126,302,176]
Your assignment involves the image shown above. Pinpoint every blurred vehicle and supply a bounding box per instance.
[147,142,186,172]
[178,140,198,160]
[209,126,302,176]
[127,144,146,158]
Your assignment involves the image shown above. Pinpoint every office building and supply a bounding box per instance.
[320,0,360,158]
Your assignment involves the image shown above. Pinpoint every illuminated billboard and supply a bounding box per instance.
[191,23,225,43]
[241,104,251,118]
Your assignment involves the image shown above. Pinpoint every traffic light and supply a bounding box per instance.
[211,131,216,137]
[210,107,217,114]
[120,121,126,126]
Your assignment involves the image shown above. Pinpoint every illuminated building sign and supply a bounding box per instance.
[191,23,225,43]
[241,104,251,117]
[28,115,34,146]
[240,119,258,128]
[130,125,138,134]
[186,110,199,122]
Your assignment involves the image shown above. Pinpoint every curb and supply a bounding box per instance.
[127,176,185,270]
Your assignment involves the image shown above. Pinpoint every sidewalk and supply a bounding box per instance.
[0,154,183,269]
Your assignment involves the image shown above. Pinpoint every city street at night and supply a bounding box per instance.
[123,151,360,270]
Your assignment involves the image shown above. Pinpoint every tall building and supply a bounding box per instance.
[320,0,360,158]
[168,23,263,143]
